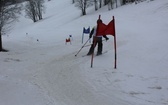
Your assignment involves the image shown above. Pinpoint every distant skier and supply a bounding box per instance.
[87,19,109,56]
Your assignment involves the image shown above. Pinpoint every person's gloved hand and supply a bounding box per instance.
[89,34,92,38]
[106,37,109,41]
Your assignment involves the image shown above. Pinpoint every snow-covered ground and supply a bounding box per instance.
[1,0,168,105]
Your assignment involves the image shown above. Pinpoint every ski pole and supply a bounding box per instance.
[84,44,92,47]
[75,38,90,56]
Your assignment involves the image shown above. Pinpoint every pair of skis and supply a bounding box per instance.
[82,50,108,57]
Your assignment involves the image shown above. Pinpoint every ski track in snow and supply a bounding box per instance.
[29,44,133,105]
[2,34,129,105]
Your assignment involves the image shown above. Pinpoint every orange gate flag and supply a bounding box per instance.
[104,19,115,36]
[96,21,106,36]
[96,18,115,36]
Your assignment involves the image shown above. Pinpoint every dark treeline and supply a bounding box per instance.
[4,0,27,5]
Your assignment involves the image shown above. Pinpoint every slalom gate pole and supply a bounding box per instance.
[91,15,101,68]
[82,31,84,44]
[75,38,90,57]
[113,16,117,69]
[90,38,107,67]
[90,37,97,68]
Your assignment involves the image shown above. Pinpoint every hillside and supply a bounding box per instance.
[1,0,168,105]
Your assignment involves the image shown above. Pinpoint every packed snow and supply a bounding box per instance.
[1,0,168,105]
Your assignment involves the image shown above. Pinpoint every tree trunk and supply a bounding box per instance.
[82,0,86,15]
[99,0,102,8]
[82,9,86,15]
[0,32,2,51]
[72,0,75,3]
[0,2,1,51]
[104,0,108,5]
[116,0,117,8]
[94,0,98,11]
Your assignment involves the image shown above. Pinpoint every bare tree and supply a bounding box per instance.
[25,0,37,22]
[25,0,45,22]
[120,0,127,5]
[72,0,75,4]
[107,0,115,10]
[99,0,102,8]
[93,0,98,11]
[0,0,22,51]
[104,0,109,5]
[36,0,45,20]
[75,0,93,16]
[115,0,117,8]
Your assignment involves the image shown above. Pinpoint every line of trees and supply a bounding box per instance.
[73,0,125,16]
[73,0,145,16]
